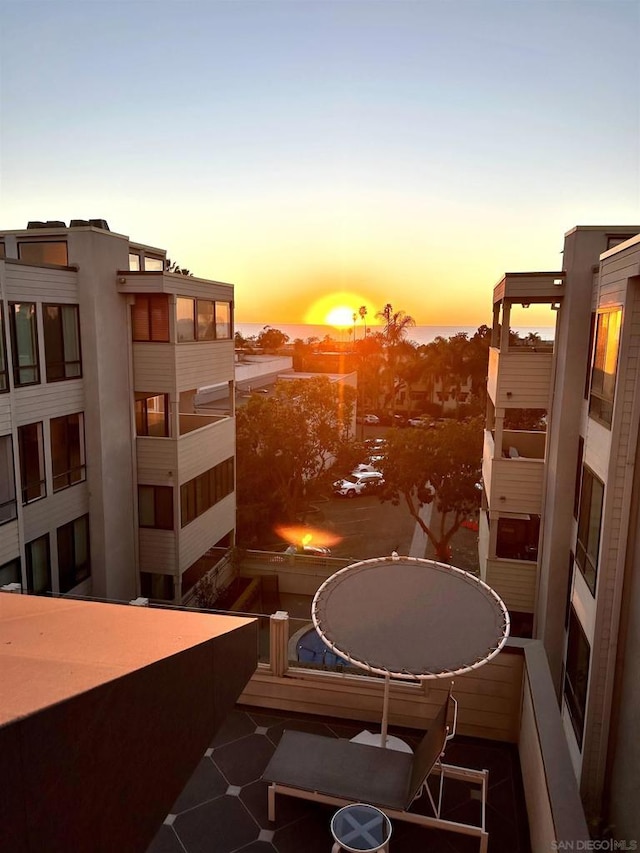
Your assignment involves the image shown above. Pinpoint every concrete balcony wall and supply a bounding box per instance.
[478,512,490,583]
[178,494,235,572]
[133,342,177,394]
[175,340,234,390]
[136,437,178,485]
[138,528,176,573]
[501,429,546,460]
[483,431,544,514]
[177,416,234,483]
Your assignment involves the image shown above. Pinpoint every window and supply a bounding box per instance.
[0,557,21,588]
[575,466,604,596]
[18,423,46,503]
[180,457,234,527]
[9,302,39,385]
[140,571,174,601]
[0,242,5,259]
[495,516,540,561]
[564,606,591,749]
[26,534,51,594]
[215,301,232,339]
[132,295,170,342]
[57,515,90,593]
[144,256,164,272]
[18,241,68,266]
[573,437,584,520]
[0,436,17,524]
[197,299,215,340]
[129,252,141,271]
[138,485,174,529]
[135,394,169,437]
[43,304,82,381]
[0,309,8,391]
[51,413,86,491]
[589,307,622,428]
[177,297,196,341]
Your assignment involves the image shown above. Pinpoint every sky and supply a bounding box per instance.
[1,0,639,328]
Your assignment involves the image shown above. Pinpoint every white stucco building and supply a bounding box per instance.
[0,220,235,604]
[479,225,640,836]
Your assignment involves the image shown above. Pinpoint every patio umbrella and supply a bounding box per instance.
[311,555,510,747]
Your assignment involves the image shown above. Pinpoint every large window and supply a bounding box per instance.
[564,606,591,749]
[18,241,68,266]
[26,534,51,594]
[43,304,82,381]
[0,557,21,588]
[138,485,174,529]
[177,297,232,342]
[180,457,234,527]
[575,466,604,596]
[57,515,90,593]
[135,394,169,437]
[0,436,17,524]
[9,302,39,386]
[18,423,46,503]
[589,307,622,428]
[495,516,540,561]
[0,309,8,392]
[132,295,170,342]
[51,413,86,492]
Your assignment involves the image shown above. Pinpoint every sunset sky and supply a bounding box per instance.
[1,1,638,328]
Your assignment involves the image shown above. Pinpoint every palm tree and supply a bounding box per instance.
[358,305,368,339]
[374,304,416,414]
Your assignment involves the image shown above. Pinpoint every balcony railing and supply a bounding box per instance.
[487,346,554,409]
[483,430,544,514]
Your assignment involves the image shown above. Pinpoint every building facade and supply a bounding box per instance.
[0,220,235,604]
[479,225,640,835]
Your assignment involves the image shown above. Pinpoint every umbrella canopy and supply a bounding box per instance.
[312,556,509,680]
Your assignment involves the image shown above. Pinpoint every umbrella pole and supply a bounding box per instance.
[380,673,391,748]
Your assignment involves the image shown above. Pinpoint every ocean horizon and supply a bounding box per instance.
[235,322,556,347]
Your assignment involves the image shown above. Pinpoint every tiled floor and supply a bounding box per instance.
[147,707,530,853]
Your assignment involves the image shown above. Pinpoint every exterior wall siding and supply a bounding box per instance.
[486,458,544,515]
[177,417,235,484]
[495,352,553,410]
[21,483,90,542]
[136,438,178,485]
[132,344,177,394]
[12,382,85,424]
[178,494,235,572]
[0,521,20,565]
[486,558,537,612]
[138,529,176,574]
[3,264,79,301]
[175,341,235,390]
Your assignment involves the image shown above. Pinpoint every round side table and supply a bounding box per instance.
[330,803,392,853]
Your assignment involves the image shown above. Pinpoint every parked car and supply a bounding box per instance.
[352,463,379,474]
[408,416,434,428]
[362,413,380,425]
[333,470,384,498]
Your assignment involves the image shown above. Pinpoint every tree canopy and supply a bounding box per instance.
[256,326,289,352]
[379,417,483,562]
[235,376,357,544]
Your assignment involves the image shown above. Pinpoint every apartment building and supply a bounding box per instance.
[0,220,235,605]
[479,225,640,835]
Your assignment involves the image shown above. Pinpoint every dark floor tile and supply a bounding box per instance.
[273,807,335,853]
[245,710,289,729]
[173,795,258,853]
[446,739,516,786]
[212,710,258,747]
[266,718,340,746]
[146,824,187,853]
[241,779,317,830]
[171,756,228,813]
[235,844,276,853]
[214,733,276,786]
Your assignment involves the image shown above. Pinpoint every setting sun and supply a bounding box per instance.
[304,292,379,328]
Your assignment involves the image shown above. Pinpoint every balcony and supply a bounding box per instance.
[482,430,544,515]
[492,271,565,305]
[487,346,554,409]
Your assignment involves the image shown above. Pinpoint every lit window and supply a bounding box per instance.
[26,534,51,594]
[575,466,604,596]
[144,256,164,272]
[215,301,232,339]
[589,307,622,428]
[9,302,39,386]
[135,394,169,436]
[18,422,46,503]
[0,436,17,524]
[132,295,169,342]
[138,485,174,529]
[129,252,141,271]
[177,297,195,341]
[18,241,68,266]
[564,606,590,749]
[57,515,90,593]
[43,304,82,381]
[51,413,86,492]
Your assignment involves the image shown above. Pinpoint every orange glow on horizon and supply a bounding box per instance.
[304,292,379,328]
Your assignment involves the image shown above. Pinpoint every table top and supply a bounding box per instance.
[330,803,392,852]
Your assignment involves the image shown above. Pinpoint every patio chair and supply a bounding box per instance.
[262,685,489,852]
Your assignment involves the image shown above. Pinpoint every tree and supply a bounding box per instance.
[235,376,357,543]
[379,418,483,562]
[374,304,416,414]
[164,258,193,276]
[257,326,289,352]
[358,305,368,339]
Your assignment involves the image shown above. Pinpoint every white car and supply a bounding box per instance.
[333,470,384,498]
[363,414,380,424]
